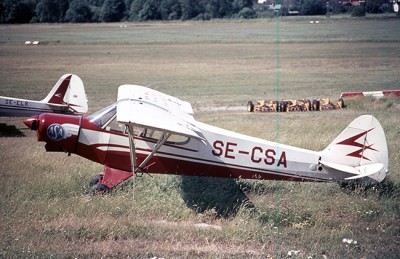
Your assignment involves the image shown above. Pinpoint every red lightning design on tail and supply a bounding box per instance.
[337,128,377,161]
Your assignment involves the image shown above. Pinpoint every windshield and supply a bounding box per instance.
[88,103,117,128]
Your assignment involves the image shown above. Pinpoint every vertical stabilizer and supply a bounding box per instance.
[41,74,88,114]
[320,115,388,183]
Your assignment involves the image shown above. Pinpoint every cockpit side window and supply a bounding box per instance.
[104,122,189,144]
[104,115,126,133]
[139,128,190,145]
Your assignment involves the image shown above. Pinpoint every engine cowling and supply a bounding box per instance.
[24,113,81,153]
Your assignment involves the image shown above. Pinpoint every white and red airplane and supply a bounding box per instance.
[0,74,88,117]
[23,85,388,193]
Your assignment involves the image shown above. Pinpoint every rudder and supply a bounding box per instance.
[320,115,388,183]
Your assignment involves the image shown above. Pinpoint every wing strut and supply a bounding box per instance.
[126,124,171,174]
[126,125,137,173]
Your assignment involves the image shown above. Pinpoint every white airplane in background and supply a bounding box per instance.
[0,74,88,117]
[23,85,388,193]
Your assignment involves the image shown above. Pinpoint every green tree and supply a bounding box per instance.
[65,0,92,22]
[129,0,145,20]
[300,0,325,15]
[87,0,105,21]
[138,1,159,20]
[35,0,69,22]
[0,3,4,22]
[180,0,200,20]
[130,0,160,21]
[352,5,366,16]
[160,0,181,20]
[0,0,35,23]
[100,0,126,22]
[237,6,256,18]
[365,0,385,13]
[232,0,253,13]
[205,0,234,18]
[328,0,345,14]
[89,0,106,6]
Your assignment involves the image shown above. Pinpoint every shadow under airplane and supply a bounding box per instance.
[180,176,254,218]
[0,123,25,137]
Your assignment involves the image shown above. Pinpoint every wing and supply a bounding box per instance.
[116,85,203,140]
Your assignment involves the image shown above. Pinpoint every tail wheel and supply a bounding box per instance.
[247,101,255,112]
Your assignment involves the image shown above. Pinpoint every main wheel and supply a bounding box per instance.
[89,174,103,187]
[89,183,109,195]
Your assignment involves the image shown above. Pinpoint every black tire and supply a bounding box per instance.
[277,101,282,112]
[306,100,311,111]
[89,183,109,195]
[282,101,288,112]
[314,100,320,111]
[247,101,254,112]
[89,174,104,187]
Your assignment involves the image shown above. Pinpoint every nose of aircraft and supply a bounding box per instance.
[23,116,39,130]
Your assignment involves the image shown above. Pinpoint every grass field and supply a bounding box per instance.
[1,17,400,258]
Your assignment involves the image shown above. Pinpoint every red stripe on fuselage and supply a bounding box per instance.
[75,140,321,182]
[134,153,322,182]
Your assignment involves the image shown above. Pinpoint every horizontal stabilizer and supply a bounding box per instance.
[320,160,359,175]
[345,163,384,180]
[320,160,385,181]
[117,85,203,140]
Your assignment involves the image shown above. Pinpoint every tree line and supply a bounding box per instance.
[0,0,395,24]
[0,0,254,23]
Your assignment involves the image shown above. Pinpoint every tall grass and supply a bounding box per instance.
[1,19,400,257]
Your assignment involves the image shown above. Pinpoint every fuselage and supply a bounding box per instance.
[0,96,73,117]
[25,103,344,183]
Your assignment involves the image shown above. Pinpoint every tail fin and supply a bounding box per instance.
[41,74,88,114]
[320,115,388,183]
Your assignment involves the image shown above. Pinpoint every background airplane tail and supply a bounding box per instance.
[320,115,388,183]
[41,74,88,114]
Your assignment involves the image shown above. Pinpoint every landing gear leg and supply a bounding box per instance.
[88,167,133,194]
